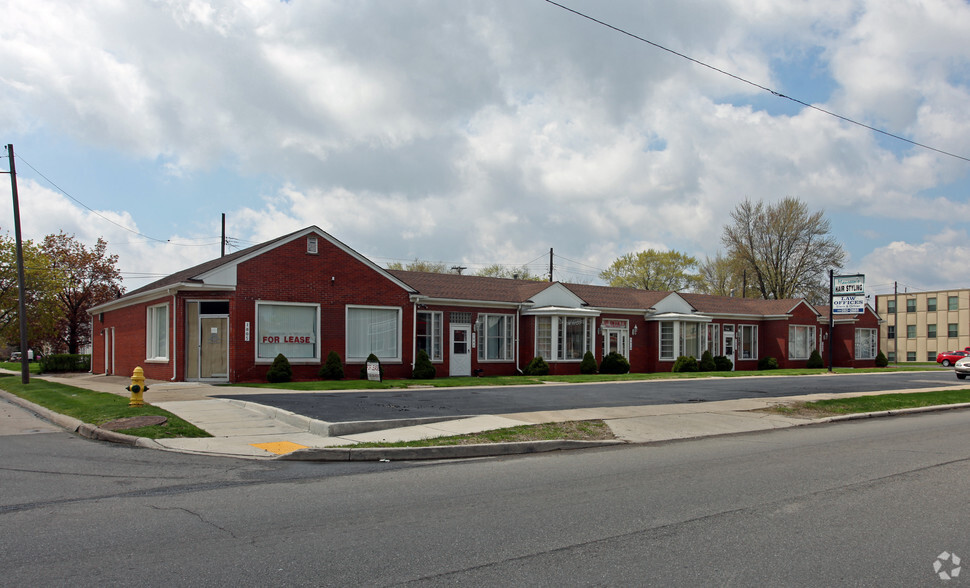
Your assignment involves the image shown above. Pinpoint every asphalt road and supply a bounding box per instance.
[218,370,960,422]
[3,397,970,585]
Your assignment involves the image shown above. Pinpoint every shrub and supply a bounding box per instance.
[600,352,630,375]
[758,356,779,370]
[580,350,597,375]
[806,349,824,369]
[714,355,733,371]
[359,353,384,380]
[875,351,889,368]
[266,353,292,383]
[319,351,344,380]
[672,355,699,373]
[412,349,437,379]
[524,356,550,376]
[39,353,91,373]
[699,350,716,372]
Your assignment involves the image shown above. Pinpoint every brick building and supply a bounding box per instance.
[89,226,882,382]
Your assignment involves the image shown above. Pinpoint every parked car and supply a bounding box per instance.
[955,356,970,380]
[937,350,969,367]
[9,351,20,361]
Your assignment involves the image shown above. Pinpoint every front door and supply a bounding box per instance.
[200,317,229,379]
[450,325,471,377]
[603,328,629,359]
[722,325,736,371]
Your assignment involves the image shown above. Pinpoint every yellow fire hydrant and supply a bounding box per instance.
[126,366,149,407]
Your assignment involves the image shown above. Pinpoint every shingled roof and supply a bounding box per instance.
[389,270,551,303]
[562,283,671,310]
[680,292,815,317]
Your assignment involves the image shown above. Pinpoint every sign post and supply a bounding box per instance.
[829,272,866,372]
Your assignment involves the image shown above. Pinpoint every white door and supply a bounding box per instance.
[450,325,471,377]
[603,329,629,359]
[722,325,736,371]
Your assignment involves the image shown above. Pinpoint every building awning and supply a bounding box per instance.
[645,311,713,322]
[522,306,601,317]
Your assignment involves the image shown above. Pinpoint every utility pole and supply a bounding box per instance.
[4,145,30,384]
[450,265,466,275]
[221,213,226,257]
[828,269,834,373]
[549,248,553,282]
[893,281,898,366]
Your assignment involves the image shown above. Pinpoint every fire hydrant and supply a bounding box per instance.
[126,366,149,407]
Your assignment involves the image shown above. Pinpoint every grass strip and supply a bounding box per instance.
[335,420,614,448]
[769,388,970,418]
[0,361,42,374]
[0,374,211,439]
[228,366,940,391]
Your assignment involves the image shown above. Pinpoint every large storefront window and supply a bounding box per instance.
[788,325,816,360]
[257,302,319,361]
[680,322,700,358]
[535,315,594,361]
[146,303,169,360]
[416,311,442,361]
[347,306,401,362]
[659,320,708,360]
[478,314,514,361]
[855,328,877,360]
[739,324,758,360]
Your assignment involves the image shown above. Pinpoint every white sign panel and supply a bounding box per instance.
[833,295,866,314]
[833,274,865,296]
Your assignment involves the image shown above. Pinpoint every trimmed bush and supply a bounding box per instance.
[758,356,779,370]
[672,355,699,373]
[266,353,292,383]
[412,349,437,379]
[319,351,344,380]
[580,350,597,375]
[600,352,630,375]
[359,353,384,380]
[714,355,733,371]
[806,349,824,369]
[39,353,90,373]
[875,350,889,368]
[699,350,716,372]
[524,356,550,376]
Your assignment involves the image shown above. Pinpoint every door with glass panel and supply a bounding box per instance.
[450,325,471,377]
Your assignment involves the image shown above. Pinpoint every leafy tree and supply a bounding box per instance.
[476,264,545,281]
[0,232,63,351]
[386,259,449,273]
[600,249,700,291]
[721,197,846,302]
[41,232,124,354]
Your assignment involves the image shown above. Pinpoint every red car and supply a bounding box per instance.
[936,351,969,366]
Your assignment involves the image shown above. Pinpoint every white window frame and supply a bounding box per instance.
[738,324,758,360]
[255,301,321,363]
[478,313,515,362]
[855,328,877,360]
[659,321,708,361]
[346,305,403,363]
[788,325,816,360]
[416,311,443,362]
[534,315,594,361]
[146,303,169,362]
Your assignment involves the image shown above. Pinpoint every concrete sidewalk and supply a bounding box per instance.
[5,372,970,461]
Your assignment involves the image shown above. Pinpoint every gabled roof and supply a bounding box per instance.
[389,270,551,303]
[90,226,414,314]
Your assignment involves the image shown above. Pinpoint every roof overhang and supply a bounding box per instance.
[88,282,236,315]
[645,311,713,322]
[410,296,527,310]
[522,305,602,317]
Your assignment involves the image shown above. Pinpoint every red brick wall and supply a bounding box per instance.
[91,294,175,381]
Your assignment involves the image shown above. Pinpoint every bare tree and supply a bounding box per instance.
[721,197,845,301]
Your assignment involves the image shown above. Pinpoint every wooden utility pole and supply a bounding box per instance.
[549,248,553,282]
[5,145,30,384]
[221,213,226,257]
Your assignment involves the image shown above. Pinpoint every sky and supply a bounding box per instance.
[2,0,970,298]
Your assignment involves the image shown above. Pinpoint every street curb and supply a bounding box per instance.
[814,401,970,423]
[277,439,626,461]
[0,389,162,449]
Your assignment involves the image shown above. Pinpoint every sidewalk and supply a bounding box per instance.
[5,372,970,461]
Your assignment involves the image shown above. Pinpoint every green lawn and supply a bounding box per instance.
[0,375,211,439]
[335,420,615,448]
[0,361,42,374]
[770,388,970,417]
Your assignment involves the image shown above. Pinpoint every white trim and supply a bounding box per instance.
[523,306,601,317]
[255,300,322,364]
[146,303,170,361]
[345,304,404,363]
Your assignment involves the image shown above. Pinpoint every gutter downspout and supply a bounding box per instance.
[411,296,421,371]
[515,304,523,374]
[171,290,178,381]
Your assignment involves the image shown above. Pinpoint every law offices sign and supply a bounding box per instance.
[833,274,865,314]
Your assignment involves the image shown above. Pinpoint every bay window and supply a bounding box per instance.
[535,315,594,361]
[659,320,708,360]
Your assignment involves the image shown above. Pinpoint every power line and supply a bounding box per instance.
[544,0,970,164]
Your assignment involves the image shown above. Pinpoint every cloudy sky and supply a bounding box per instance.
[2,0,970,297]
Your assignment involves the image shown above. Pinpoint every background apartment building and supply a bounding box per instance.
[875,289,970,362]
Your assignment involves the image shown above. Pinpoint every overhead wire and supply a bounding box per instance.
[543,0,970,164]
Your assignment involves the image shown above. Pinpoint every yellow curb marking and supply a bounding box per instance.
[250,441,308,455]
